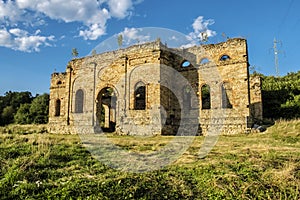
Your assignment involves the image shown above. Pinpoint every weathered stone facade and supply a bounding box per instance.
[48,38,262,135]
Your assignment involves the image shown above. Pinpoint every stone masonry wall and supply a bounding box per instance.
[48,38,262,135]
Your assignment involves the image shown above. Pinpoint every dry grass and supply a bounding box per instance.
[0,119,299,199]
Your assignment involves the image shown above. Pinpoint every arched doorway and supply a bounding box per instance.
[96,87,117,132]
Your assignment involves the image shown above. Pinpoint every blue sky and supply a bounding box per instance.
[0,0,299,95]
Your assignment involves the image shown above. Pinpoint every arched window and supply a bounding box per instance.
[181,60,191,68]
[201,84,211,109]
[220,54,230,61]
[57,81,62,85]
[75,89,84,113]
[221,82,233,109]
[134,82,146,110]
[200,58,210,65]
[55,99,61,116]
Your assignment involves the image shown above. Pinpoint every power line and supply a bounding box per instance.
[277,0,294,35]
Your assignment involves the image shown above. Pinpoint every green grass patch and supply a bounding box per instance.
[0,120,299,199]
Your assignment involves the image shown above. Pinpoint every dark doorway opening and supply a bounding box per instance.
[96,87,117,132]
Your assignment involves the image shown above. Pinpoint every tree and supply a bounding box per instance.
[0,91,33,126]
[0,91,32,112]
[14,103,31,124]
[117,34,123,48]
[72,48,79,58]
[1,106,15,125]
[91,49,97,56]
[29,93,49,124]
[0,91,50,126]
[262,70,300,119]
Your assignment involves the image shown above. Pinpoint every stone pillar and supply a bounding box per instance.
[103,104,110,128]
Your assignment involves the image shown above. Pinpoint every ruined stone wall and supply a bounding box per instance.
[184,38,251,134]
[48,38,262,135]
[48,72,67,128]
[159,48,199,135]
[249,75,263,122]
[49,41,165,135]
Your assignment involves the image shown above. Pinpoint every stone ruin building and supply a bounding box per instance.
[48,38,263,135]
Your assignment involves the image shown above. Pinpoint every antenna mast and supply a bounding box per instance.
[273,38,280,77]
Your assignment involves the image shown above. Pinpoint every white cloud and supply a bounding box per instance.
[120,27,150,45]
[0,29,12,48]
[9,28,28,37]
[16,0,109,24]
[107,0,133,18]
[0,1,24,23]
[15,34,54,52]
[0,0,140,47]
[183,16,217,48]
[79,24,106,41]
[192,16,215,34]
[15,0,111,40]
[0,28,55,52]
[35,29,41,35]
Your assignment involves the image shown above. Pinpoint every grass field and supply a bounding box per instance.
[0,120,299,199]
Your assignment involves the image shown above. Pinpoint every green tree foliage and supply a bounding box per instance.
[72,48,79,58]
[0,91,33,126]
[29,93,49,124]
[91,49,97,56]
[0,91,32,112]
[0,92,49,126]
[14,103,31,124]
[261,70,300,119]
[117,34,123,48]
[1,106,15,125]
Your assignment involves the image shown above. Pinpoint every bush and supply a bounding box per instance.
[261,71,300,119]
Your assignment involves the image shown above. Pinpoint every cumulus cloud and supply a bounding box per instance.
[0,29,12,48]
[79,23,107,40]
[183,16,217,48]
[0,0,141,51]
[0,0,24,23]
[9,28,28,37]
[119,27,150,45]
[107,0,133,18]
[14,0,111,41]
[0,28,54,52]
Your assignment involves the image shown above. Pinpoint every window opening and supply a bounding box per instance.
[201,84,211,109]
[75,89,84,113]
[55,99,61,116]
[134,82,146,110]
